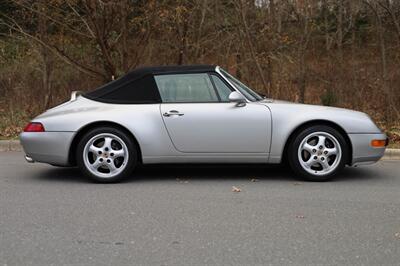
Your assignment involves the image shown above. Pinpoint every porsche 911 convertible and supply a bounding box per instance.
[20,65,388,182]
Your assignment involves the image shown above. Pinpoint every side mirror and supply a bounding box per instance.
[228,91,246,107]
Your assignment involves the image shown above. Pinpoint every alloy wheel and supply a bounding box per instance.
[297,131,342,176]
[83,133,129,179]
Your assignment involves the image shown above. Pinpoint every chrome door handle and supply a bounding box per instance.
[163,110,184,117]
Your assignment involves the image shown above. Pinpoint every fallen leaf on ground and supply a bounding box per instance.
[251,178,259,182]
[395,232,400,239]
[295,215,305,219]
[293,182,302,185]
[232,186,241,192]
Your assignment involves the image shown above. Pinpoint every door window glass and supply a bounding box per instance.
[219,68,263,101]
[155,73,218,103]
[210,75,233,102]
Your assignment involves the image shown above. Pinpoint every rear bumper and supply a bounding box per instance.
[19,132,75,166]
[348,133,387,165]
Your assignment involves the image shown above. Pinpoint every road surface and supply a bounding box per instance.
[0,152,399,265]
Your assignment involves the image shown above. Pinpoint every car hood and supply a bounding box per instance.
[262,99,366,115]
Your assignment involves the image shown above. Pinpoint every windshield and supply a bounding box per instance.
[219,68,263,102]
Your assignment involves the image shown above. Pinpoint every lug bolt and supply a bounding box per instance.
[319,145,323,149]
[324,151,328,155]
[110,153,114,157]
[98,151,102,154]
[321,157,325,161]
[105,147,109,151]
[107,159,111,163]
[99,158,103,162]
[312,149,317,153]
[313,156,318,160]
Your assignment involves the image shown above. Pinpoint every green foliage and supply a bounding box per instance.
[320,89,337,107]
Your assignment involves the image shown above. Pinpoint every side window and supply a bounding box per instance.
[155,73,218,103]
[210,75,233,102]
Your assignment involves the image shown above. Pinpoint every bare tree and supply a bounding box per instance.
[236,0,269,95]
[290,0,313,103]
[0,0,153,81]
[377,0,400,44]
[364,0,398,124]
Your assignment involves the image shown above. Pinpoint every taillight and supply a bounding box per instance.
[24,122,45,132]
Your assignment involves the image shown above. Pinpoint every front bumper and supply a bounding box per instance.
[20,132,75,166]
[348,133,387,165]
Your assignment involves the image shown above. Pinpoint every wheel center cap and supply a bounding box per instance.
[317,151,323,156]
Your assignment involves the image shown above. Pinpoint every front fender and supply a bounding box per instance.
[265,102,382,163]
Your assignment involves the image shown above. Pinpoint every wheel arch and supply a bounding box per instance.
[281,120,353,165]
[68,121,143,166]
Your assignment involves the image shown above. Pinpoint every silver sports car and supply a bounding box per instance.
[20,65,388,182]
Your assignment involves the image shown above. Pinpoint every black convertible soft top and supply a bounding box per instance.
[84,65,216,104]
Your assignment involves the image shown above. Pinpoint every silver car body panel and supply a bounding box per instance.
[20,66,386,167]
[160,103,271,153]
[348,133,386,164]
[20,131,74,165]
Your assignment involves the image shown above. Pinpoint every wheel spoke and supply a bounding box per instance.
[91,158,103,170]
[89,144,102,155]
[325,147,337,156]
[303,143,314,153]
[112,149,125,158]
[305,157,315,168]
[317,135,326,148]
[108,161,118,173]
[103,137,113,149]
[320,160,330,170]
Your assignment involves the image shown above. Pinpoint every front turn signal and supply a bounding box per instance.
[24,122,45,132]
[370,139,388,148]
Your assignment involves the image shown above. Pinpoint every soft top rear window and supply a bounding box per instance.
[84,74,161,104]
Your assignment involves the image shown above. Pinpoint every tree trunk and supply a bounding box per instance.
[239,0,269,95]
[38,2,53,109]
[177,19,188,65]
[376,10,391,125]
[296,1,311,103]
[277,1,282,34]
[337,0,343,62]
[298,51,306,103]
[323,0,330,51]
[236,52,242,79]
[121,0,129,72]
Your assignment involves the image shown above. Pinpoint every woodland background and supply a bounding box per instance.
[0,0,399,145]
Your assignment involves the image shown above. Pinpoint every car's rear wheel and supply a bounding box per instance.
[76,127,137,183]
[287,125,349,181]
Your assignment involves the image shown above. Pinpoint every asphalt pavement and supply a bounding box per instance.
[0,151,399,265]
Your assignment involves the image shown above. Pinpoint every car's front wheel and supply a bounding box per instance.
[76,127,137,183]
[287,125,349,181]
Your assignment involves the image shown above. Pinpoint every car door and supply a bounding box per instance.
[155,73,271,153]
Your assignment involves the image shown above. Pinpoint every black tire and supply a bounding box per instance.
[76,126,138,183]
[287,125,349,181]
